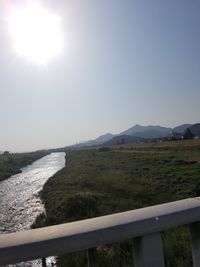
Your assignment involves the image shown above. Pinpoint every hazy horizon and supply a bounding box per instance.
[1,121,198,153]
[0,0,200,152]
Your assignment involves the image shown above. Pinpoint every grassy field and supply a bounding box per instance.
[34,140,200,267]
[0,151,49,182]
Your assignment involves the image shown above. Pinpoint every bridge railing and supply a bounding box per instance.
[1,197,200,267]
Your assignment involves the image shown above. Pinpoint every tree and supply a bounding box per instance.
[183,129,194,140]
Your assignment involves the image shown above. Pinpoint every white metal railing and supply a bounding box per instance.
[1,197,200,267]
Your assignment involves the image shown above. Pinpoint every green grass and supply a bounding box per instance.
[0,151,49,182]
[34,140,200,267]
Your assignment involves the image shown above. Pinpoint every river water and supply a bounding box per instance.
[0,152,66,266]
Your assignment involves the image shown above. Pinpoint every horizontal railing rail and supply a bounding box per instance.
[1,197,200,266]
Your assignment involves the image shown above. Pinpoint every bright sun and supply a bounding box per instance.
[7,1,64,65]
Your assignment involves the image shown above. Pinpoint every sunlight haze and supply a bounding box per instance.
[7,1,64,65]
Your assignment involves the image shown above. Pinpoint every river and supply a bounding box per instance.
[0,152,66,266]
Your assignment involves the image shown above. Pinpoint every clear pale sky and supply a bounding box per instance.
[0,0,200,152]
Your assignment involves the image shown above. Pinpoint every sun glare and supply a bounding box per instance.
[7,1,64,65]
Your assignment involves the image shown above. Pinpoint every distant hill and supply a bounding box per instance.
[188,124,200,136]
[83,133,115,146]
[67,123,199,149]
[121,124,171,137]
[173,124,192,133]
[120,124,148,135]
[131,129,169,139]
[92,133,115,144]
[69,133,115,148]
[103,135,144,146]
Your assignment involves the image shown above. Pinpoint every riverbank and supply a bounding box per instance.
[34,140,200,267]
[0,150,49,182]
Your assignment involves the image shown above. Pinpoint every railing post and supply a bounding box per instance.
[42,258,47,267]
[133,233,165,267]
[87,248,97,267]
[190,221,200,267]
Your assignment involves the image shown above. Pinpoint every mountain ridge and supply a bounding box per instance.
[120,124,171,136]
[68,123,199,148]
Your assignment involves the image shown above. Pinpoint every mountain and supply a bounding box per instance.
[83,133,115,146]
[92,133,115,144]
[120,124,147,135]
[131,129,169,139]
[103,135,144,146]
[67,123,199,149]
[188,123,200,136]
[69,133,114,148]
[121,124,171,137]
[173,124,192,133]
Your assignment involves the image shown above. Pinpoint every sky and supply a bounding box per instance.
[0,0,200,152]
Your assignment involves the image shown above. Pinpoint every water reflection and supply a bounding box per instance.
[0,152,66,266]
